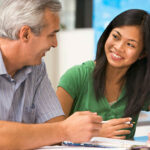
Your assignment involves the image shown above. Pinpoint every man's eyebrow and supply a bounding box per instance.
[52,29,60,33]
[48,29,60,36]
[113,30,138,43]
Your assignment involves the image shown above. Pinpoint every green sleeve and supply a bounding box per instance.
[58,65,84,100]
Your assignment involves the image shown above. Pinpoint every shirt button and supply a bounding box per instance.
[6,75,9,78]
[11,79,16,83]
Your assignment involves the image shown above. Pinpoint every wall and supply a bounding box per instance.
[44,28,94,90]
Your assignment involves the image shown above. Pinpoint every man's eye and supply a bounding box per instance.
[48,34,54,37]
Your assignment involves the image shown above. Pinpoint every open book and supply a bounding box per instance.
[63,137,146,149]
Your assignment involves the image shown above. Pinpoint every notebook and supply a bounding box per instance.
[62,137,146,149]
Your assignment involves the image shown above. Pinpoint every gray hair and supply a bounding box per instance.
[0,0,61,40]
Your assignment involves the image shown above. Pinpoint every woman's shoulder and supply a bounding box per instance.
[58,61,94,93]
[60,60,95,82]
[74,60,95,72]
[81,60,95,68]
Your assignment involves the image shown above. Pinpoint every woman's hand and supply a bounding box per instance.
[99,118,133,139]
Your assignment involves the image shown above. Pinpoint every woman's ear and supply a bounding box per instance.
[18,25,31,42]
[138,51,147,60]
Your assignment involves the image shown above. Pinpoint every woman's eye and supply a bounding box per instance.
[112,34,118,39]
[127,42,135,48]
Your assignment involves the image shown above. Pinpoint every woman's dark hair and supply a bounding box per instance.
[93,9,150,117]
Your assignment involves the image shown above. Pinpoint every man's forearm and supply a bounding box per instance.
[0,121,65,150]
[0,112,102,149]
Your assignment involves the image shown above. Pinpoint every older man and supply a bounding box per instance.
[0,0,102,149]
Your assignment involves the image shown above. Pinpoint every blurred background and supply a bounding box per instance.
[44,0,150,140]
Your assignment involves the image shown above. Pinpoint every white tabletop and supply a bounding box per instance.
[36,137,146,150]
[36,146,127,150]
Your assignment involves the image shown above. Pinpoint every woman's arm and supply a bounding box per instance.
[56,87,133,139]
[56,87,74,117]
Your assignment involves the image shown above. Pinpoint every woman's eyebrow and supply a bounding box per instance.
[113,30,138,43]
[113,30,121,36]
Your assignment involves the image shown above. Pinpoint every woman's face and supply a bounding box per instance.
[104,25,144,69]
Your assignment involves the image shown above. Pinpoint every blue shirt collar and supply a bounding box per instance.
[0,51,8,75]
[0,50,32,76]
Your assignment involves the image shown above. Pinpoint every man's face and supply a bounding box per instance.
[22,9,60,66]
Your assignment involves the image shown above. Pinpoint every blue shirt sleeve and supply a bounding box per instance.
[33,62,64,123]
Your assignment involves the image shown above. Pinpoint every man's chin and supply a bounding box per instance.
[31,60,42,66]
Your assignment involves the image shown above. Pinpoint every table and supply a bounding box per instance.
[36,146,127,150]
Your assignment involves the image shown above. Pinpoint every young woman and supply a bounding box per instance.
[56,9,150,140]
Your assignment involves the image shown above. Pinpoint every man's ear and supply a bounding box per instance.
[18,26,31,42]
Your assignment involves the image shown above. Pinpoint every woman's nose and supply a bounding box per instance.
[114,41,125,52]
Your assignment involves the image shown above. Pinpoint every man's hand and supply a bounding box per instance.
[61,111,102,143]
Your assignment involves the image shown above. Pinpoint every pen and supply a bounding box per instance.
[102,121,135,124]
[62,141,114,148]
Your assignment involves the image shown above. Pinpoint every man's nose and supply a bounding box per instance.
[51,36,57,48]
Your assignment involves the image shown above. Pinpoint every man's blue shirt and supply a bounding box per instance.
[0,51,64,123]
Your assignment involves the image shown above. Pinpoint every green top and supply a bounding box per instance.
[58,60,150,139]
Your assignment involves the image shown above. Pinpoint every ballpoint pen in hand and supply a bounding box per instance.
[101,120,135,124]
